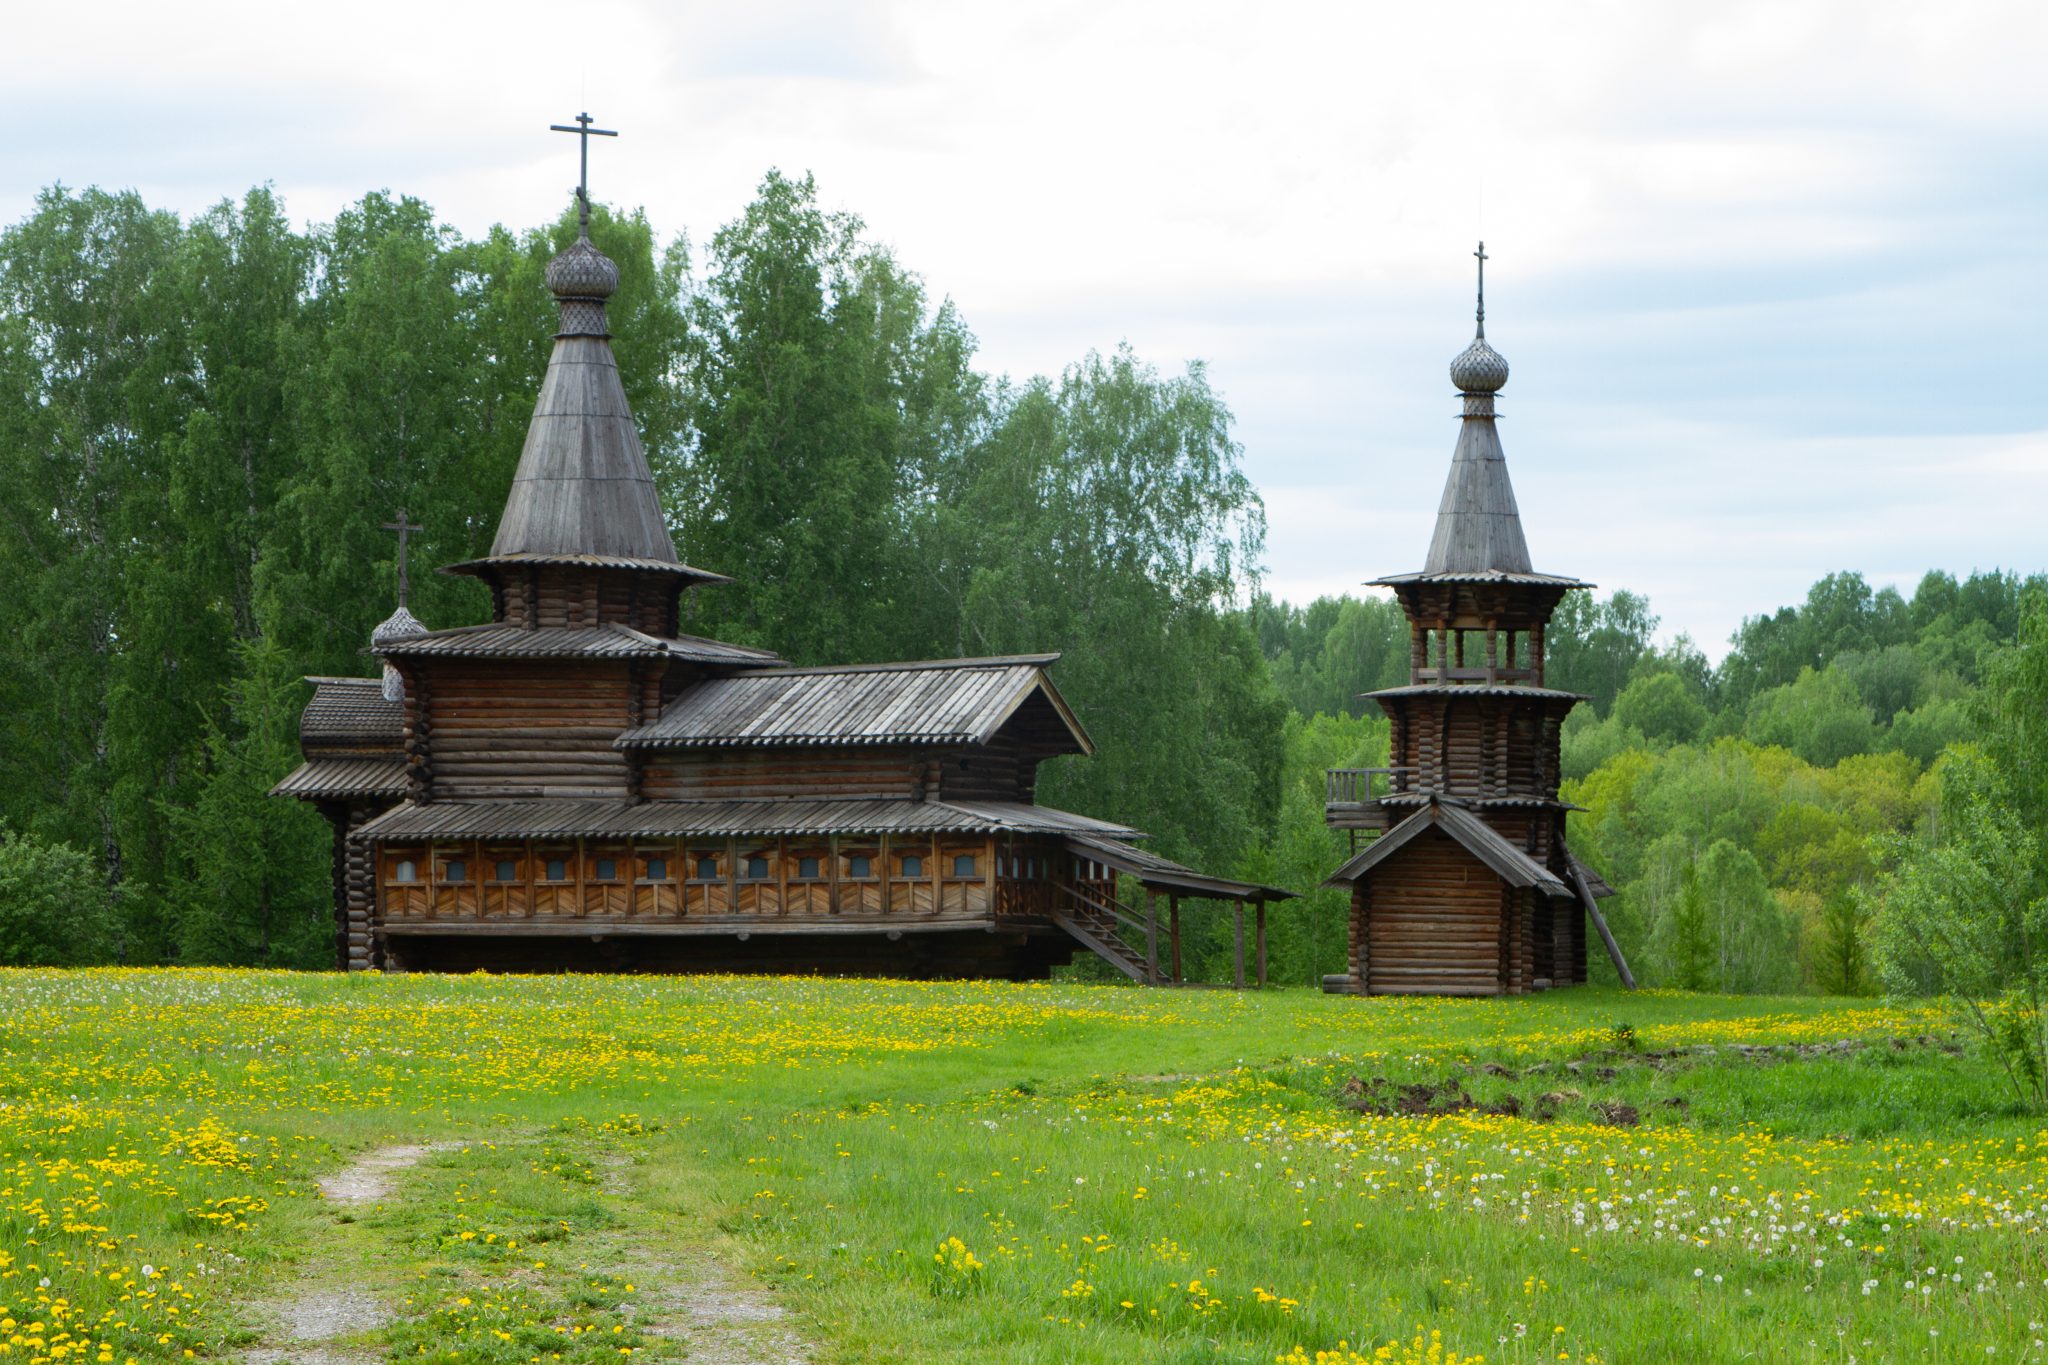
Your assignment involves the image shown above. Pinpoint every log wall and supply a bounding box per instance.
[1362,828,1508,996]
[641,747,924,802]
[489,565,679,635]
[417,660,637,799]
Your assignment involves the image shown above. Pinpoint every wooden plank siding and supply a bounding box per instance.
[376,834,1055,925]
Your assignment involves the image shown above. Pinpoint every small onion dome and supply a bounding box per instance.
[545,235,620,299]
[371,605,428,703]
[1450,333,1509,394]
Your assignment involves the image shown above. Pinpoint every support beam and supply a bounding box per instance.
[1169,896,1182,983]
[1255,899,1267,989]
[1233,903,1245,989]
[1145,888,1159,984]
[1573,862,1636,990]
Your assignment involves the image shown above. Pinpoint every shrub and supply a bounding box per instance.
[0,826,118,965]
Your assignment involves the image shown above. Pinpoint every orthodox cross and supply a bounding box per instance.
[381,509,421,610]
[1473,240,1489,337]
[549,111,618,229]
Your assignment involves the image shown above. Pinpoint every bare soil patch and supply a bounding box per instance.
[316,1142,451,1206]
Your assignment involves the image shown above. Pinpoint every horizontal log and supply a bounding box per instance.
[381,915,1021,938]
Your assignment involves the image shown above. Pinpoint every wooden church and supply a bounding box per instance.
[273,127,1288,979]
[1320,247,1631,997]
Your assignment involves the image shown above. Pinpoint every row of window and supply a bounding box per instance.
[388,851,982,886]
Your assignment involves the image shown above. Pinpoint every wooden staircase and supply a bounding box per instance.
[1050,880,1156,983]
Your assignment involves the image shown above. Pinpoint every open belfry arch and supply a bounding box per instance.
[272,115,1290,979]
[1321,245,1633,997]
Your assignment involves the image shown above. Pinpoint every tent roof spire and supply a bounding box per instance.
[1423,241,1532,575]
[478,113,680,568]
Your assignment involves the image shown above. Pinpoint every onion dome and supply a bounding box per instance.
[371,605,427,703]
[545,234,620,301]
[1450,334,1509,394]
[546,231,619,340]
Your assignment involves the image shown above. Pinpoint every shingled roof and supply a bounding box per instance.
[616,655,1091,754]
[271,757,408,800]
[300,677,404,746]
[376,623,780,666]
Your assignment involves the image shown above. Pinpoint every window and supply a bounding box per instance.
[644,857,669,883]
[693,856,720,881]
[393,859,417,883]
[441,859,469,884]
[797,856,821,879]
[492,860,518,883]
[846,855,873,879]
[544,858,569,883]
[595,858,619,882]
[899,854,924,879]
[952,853,977,878]
[744,855,771,880]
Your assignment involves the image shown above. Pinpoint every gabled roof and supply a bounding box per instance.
[1064,835,1296,903]
[271,757,408,800]
[376,622,780,666]
[301,677,404,745]
[615,655,1091,754]
[353,796,1138,843]
[1325,801,1570,897]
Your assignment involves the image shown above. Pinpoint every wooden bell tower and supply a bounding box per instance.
[1323,245,1631,997]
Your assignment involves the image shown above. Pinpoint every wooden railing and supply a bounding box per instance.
[1325,766,1414,804]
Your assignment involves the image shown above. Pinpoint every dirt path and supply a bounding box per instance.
[634,1256,812,1364]
[238,1143,445,1364]
[238,1137,812,1364]
[314,1143,447,1206]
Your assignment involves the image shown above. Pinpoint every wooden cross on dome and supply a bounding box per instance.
[381,509,420,610]
[549,111,618,228]
[1474,240,1488,336]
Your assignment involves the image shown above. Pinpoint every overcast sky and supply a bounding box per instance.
[5,0,2042,657]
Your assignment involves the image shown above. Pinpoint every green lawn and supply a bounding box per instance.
[2,970,2043,1363]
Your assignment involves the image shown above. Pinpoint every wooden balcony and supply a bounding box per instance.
[1325,767,1414,831]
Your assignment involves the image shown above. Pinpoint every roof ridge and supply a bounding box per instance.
[750,652,1061,677]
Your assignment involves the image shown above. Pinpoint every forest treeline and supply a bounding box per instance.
[0,174,2041,995]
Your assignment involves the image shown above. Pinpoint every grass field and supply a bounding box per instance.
[2,970,2045,1363]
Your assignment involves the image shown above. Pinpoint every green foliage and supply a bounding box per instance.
[1659,857,1716,990]
[1611,670,1707,745]
[675,170,975,663]
[1252,594,1408,718]
[1544,589,1659,715]
[1744,666,1879,767]
[161,639,333,967]
[1868,751,2048,1109]
[1811,890,1870,997]
[0,826,116,965]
